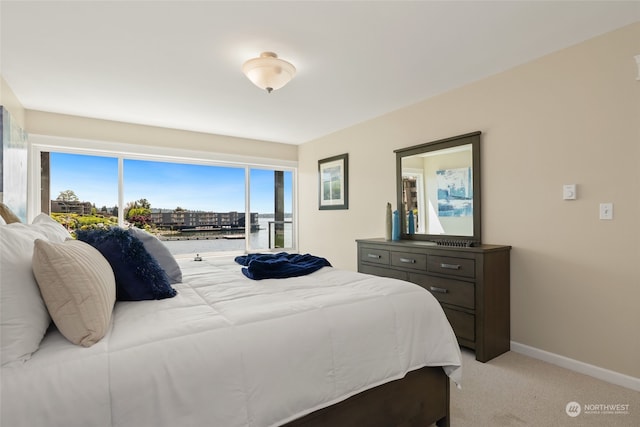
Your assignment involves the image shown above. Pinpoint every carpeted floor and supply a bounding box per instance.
[448,348,639,426]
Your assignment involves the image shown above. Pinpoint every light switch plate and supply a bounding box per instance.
[563,184,576,200]
[599,203,613,220]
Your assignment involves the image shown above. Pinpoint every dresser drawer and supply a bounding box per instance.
[391,251,427,270]
[408,274,474,310]
[443,307,475,343]
[359,247,390,265]
[428,255,475,279]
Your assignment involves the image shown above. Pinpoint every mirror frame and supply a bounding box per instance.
[395,131,481,245]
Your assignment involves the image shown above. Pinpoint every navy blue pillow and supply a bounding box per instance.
[76,228,177,301]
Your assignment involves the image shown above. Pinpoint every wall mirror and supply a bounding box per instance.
[395,131,481,246]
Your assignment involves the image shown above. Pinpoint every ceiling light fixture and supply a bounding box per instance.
[242,52,296,93]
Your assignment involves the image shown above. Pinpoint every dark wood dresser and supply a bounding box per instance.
[356,238,511,362]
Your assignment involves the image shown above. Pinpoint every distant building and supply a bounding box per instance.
[49,202,258,231]
[50,200,93,215]
[149,209,259,231]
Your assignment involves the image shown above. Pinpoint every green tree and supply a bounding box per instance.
[126,199,152,227]
[56,189,79,201]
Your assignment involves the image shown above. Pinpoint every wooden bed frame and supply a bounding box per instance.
[284,366,450,427]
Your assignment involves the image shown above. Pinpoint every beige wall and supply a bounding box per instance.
[298,23,640,378]
[25,110,298,162]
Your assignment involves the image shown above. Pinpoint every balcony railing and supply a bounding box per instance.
[267,221,293,249]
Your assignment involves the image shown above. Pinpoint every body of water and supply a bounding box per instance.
[163,218,293,255]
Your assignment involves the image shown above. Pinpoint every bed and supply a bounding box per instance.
[0,216,461,427]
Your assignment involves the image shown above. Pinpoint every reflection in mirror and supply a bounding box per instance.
[395,132,481,245]
[403,144,473,235]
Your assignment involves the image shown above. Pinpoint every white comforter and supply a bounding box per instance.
[1,256,461,427]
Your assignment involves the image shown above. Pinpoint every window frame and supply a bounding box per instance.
[28,134,298,254]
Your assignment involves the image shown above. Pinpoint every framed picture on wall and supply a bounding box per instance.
[318,153,348,210]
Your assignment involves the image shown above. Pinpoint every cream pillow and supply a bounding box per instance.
[31,213,72,242]
[0,224,51,366]
[32,239,116,347]
[0,202,21,224]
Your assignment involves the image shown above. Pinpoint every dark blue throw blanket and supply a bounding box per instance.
[234,252,331,280]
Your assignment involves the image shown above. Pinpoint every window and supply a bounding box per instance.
[39,141,296,256]
[249,168,294,251]
[48,152,119,230]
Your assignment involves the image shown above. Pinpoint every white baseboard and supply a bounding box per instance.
[510,341,640,392]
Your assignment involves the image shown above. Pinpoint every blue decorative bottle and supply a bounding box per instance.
[408,210,415,234]
[392,210,401,241]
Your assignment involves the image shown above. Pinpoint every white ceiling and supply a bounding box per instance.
[1,1,638,145]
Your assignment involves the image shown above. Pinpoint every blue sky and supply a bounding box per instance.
[50,152,292,213]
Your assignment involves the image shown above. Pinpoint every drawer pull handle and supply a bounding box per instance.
[367,254,381,259]
[400,258,416,264]
[440,263,461,270]
[430,286,449,294]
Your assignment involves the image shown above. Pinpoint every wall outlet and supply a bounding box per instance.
[599,203,613,220]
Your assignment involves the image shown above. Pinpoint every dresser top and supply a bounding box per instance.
[356,238,511,253]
